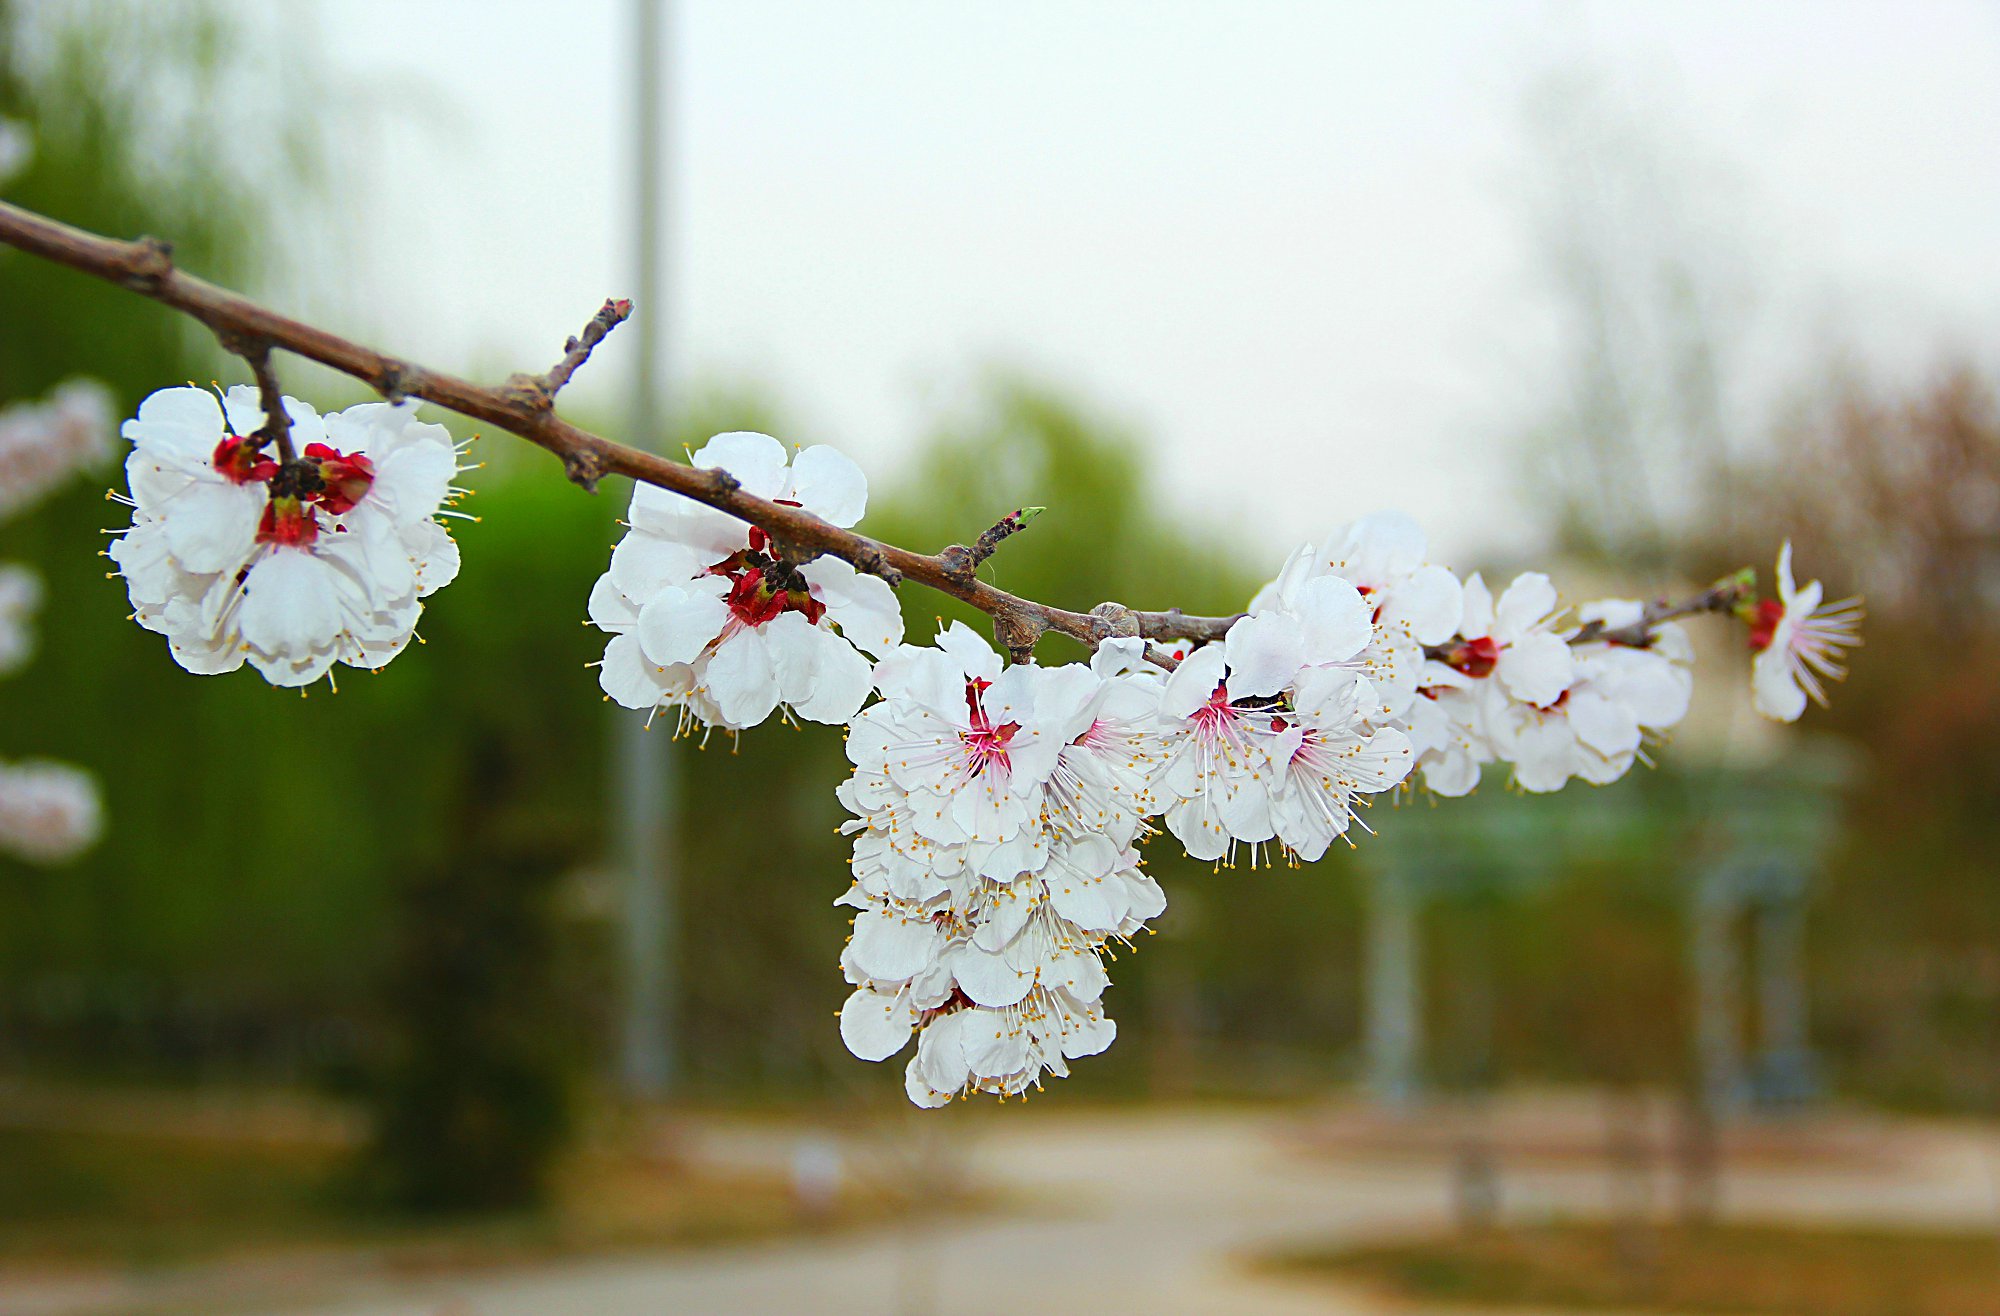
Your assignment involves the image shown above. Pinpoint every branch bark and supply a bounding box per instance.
[0,200,1237,660]
[0,199,1728,667]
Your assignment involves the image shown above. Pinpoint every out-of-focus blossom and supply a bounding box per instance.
[0,379,115,522]
[0,759,101,865]
[1750,541,1864,723]
[0,564,40,678]
[1484,601,1693,792]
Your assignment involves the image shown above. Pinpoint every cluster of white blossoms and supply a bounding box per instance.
[836,626,1164,1104]
[593,442,1863,1104]
[88,400,1859,1100]
[0,380,111,867]
[107,386,467,688]
[1407,573,1696,795]
[589,431,902,731]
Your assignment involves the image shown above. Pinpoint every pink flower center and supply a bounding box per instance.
[960,678,1020,774]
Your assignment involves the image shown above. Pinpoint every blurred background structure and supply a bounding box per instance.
[2,2,1999,1313]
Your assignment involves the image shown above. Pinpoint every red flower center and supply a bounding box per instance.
[1747,598,1784,653]
[257,495,318,547]
[304,442,375,515]
[708,524,825,628]
[212,435,278,485]
[1443,634,1500,679]
[213,429,377,545]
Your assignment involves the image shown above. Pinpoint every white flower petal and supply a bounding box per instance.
[1224,612,1305,700]
[839,986,917,1062]
[787,444,869,527]
[636,582,732,667]
[702,628,780,728]
[1496,631,1573,708]
[690,431,790,499]
[238,549,345,657]
[160,480,263,574]
[800,555,904,655]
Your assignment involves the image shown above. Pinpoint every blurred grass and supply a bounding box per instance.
[1270,1221,2000,1315]
[0,1091,923,1279]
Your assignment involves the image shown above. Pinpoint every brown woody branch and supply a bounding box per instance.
[1566,576,1751,648]
[241,340,296,465]
[0,199,1239,661]
[506,296,632,410]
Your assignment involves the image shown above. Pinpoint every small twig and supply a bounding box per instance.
[972,506,1042,567]
[1569,577,1751,648]
[940,507,1043,582]
[509,297,633,410]
[227,338,297,466]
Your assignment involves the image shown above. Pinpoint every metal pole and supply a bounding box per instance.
[1756,879,1816,1105]
[1691,866,1743,1116]
[1366,866,1422,1108]
[617,0,674,1099]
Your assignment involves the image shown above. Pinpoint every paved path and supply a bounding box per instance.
[11,1100,2000,1316]
[269,1103,2000,1316]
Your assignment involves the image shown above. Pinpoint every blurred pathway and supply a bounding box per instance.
[270,1100,2000,1316]
[10,1098,2000,1316]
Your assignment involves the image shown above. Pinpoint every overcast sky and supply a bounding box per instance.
[278,0,2000,563]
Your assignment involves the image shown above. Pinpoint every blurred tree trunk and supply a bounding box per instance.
[357,732,577,1213]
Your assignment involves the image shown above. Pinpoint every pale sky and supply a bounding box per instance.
[273,0,2000,563]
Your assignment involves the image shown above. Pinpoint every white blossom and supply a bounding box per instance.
[0,378,114,522]
[0,564,41,679]
[1267,667,1414,861]
[1250,511,1463,721]
[106,386,465,687]
[1483,600,1693,793]
[1751,541,1863,723]
[589,432,899,732]
[1154,644,1286,863]
[1404,676,1491,797]
[0,760,101,865]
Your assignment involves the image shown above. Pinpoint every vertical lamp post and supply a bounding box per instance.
[617,0,675,1100]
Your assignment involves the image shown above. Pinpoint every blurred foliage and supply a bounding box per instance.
[1513,64,2000,1112]
[1741,366,2000,1110]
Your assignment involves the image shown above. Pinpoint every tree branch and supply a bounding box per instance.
[0,200,1241,659]
[505,296,632,410]
[1422,577,1751,664]
[1565,576,1751,648]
